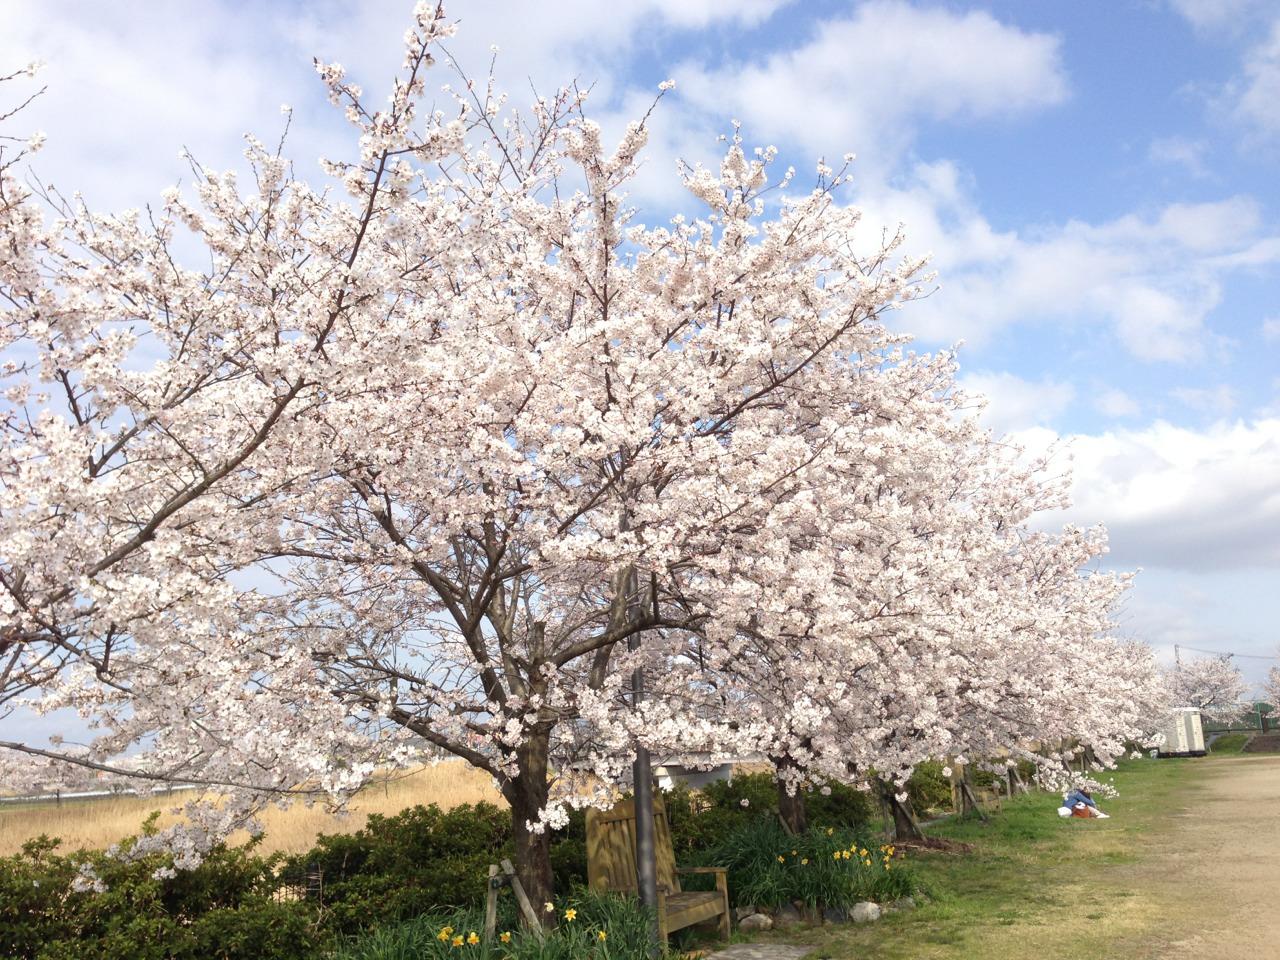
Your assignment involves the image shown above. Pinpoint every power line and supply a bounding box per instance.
[1175,643,1280,661]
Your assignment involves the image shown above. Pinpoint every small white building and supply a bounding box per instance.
[1158,707,1206,757]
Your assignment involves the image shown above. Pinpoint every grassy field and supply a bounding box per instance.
[761,757,1205,960]
[0,760,503,857]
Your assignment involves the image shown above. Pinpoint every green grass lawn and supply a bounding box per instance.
[751,757,1204,960]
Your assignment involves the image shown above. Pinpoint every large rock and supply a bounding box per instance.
[887,896,916,912]
[734,905,758,921]
[849,901,882,923]
[773,904,803,928]
[822,905,849,923]
[738,913,773,932]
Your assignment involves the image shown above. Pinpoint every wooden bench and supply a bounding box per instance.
[586,796,731,946]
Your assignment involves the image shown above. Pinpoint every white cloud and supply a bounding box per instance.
[1021,418,1280,572]
[1172,384,1238,415]
[1262,317,1280,341]
[1232,20,1280,140]
[960,371,1074,434]
[1167,0,1273,31]
[672,1,1067,173]
[1096,388,1141,419]
[849,168,1269,362]
[1148,136,1211,178]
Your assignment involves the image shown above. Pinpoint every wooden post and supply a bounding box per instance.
[959,779,989,823]
[484,864,499,942]
[500,858,545,942]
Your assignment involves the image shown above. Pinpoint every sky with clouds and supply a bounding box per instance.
[3,0,1280,705]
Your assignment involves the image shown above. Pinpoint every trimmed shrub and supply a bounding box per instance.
[281,802,511,935]
[0,834,323,960]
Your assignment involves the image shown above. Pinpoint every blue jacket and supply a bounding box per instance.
[1064,790,1097,809]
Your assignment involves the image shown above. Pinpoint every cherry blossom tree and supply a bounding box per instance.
[0,4,1168,906]
[1264,663,1280,710]
[1165,655,1246,719]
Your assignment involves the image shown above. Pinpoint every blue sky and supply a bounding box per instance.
[3,0,1280,707]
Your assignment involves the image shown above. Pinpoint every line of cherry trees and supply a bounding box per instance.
[1,5,1171,906]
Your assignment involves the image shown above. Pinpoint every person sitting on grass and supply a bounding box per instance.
[1063,787,1109,819]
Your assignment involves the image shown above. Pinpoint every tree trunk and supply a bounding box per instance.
[772,756,808,834]
[504,729,556,923]
[877,780,923,841]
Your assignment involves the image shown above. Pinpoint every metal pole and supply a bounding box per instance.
[625,565,659,947]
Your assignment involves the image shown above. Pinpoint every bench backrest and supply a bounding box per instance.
[585,795,679,895]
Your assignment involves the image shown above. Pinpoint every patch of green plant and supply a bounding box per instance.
[664,772,873,858]
[1209,732,1250,755]
[698,818,919,911]
[329,890,653,960]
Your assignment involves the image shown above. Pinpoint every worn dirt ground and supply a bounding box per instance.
[1134,755,1280,959]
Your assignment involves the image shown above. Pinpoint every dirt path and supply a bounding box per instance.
[1132,755,1280,959]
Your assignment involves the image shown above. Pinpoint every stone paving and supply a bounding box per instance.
[708,945,811,960]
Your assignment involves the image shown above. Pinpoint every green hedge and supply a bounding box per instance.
[0,835,323,960]
[1,767,896,958]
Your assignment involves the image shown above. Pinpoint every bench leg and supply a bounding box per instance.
[716,875,731,940]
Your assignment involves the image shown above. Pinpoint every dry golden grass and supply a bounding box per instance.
[0,760,504,857]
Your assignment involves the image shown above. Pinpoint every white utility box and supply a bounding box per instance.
[1158,707,1206,757]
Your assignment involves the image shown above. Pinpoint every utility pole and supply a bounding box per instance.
[627,565,659,950]
[1175,644,1181,666]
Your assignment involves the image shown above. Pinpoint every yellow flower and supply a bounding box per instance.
[468,932,480,945]
[452,936,464,948]
[438,928,453,943]
[800,858,809,865]
[790,849,797,856]
[842,850,851,860]
[886,864,892,871]
[826,827,834,836]
[858,849,867,858]
[500,932,512,944]
[778,855,786,863]
[832,851,841,861]
[564,908,578,922]
[544,902,555,913]
[598,931,608,942]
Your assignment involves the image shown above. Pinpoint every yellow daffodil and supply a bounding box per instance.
[790,849,797,856]
[801,858,809,865]
[598,931,608,942]
[858,848,867,858]
[832,851,841,861]
[826,827,834,836]
[544,902,555,913]
[842,850,851,860]
[777,855,786,863]
[500,932,512,944]
[863,859,872,867]
[564,908,578,922]
[467,932,480,945]
[452,935,464,948]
